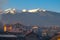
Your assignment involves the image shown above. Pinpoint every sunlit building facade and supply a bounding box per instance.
[4,24,12,32]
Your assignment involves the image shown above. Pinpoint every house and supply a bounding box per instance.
[24,31,40,40]
[3,24,12,32]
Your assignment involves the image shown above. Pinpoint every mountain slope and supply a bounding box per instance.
[1,10,60,26]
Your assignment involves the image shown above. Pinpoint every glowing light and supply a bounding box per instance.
[57,38,60,40]
[4,25,7,32]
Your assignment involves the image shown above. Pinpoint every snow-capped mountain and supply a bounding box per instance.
[22,8,46,13]
[0,8,60,26]
[3,8,46,14]
[4,8,16,14]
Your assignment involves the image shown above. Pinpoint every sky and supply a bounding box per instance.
[1,0,60,12]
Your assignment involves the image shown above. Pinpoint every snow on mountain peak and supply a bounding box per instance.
[21,8,46,13]
[2,8,47,14]
[4,8,16,14]
[28,8,39,13]
[39,9,46,12]
[22,9,27,12]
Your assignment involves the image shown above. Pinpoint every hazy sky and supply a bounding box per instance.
[1,0,60,12]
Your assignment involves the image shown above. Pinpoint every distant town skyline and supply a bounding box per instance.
[1,0,60,12]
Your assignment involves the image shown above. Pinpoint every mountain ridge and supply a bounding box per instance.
[0,8,60,26]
